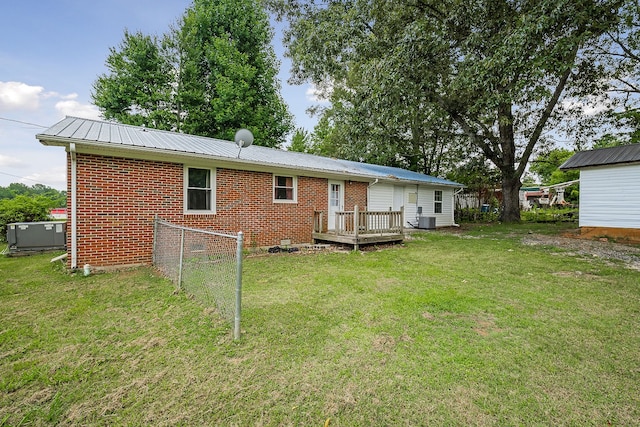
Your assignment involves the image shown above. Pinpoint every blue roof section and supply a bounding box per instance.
[37,117,463,187]
[339,160,462,186]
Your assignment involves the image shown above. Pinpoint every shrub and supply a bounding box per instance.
[456,206,579,224]
[521,207,578,223]
[455,207,500,223]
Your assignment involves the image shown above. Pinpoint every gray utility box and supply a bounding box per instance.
[7,221,66,253]
[418,216,436,230]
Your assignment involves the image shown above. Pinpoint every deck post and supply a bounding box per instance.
[354,205,360,251]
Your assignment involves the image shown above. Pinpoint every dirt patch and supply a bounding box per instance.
[372,334,396,353]
[522,234,640,271]
[552,271,602,279]
[472,314,503,337]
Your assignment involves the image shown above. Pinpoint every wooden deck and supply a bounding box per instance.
[312,206,404,250]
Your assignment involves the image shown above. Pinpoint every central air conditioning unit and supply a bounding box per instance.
[416,207,436,229]
[418,216,436,229]
[6,221,67,254]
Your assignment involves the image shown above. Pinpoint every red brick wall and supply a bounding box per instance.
[344,181,368,211]
[67,153,368,268]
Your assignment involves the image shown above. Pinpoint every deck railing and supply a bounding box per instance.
[313,205,404,236]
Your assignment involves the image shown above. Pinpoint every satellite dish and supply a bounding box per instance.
[234,129,254,148]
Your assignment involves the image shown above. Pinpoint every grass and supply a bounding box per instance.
[1,224,639,426]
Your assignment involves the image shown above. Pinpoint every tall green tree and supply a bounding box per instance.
[272,0,622,221]
[93,30,176,130]
[176,0,292,145]
[93,0,293,148]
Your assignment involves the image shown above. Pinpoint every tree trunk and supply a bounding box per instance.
[497,102,521,222]
[500,176,521,222]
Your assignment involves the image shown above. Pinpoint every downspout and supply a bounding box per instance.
[415,184,420,226]
[453,187,464,227]
[69,143,78,269]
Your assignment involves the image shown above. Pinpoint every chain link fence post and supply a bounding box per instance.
[234,231,244,340]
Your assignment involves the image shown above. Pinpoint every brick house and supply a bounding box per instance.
[37,117,462,270]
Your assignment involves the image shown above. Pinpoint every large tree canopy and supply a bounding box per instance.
[272,0,623,221]
[93,0,293,148]
[592,1,640,145]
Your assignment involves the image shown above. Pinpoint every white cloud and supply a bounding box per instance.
[0,154,23,167]
[0,81,44,111]
[55,96,102,120]
[21,165,67,190]
[0,81,100,120]
[305,83,332,104]
[561,96,610,116]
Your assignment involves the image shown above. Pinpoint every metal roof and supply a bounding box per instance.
[560,143,640,170]
[37,116,463,187]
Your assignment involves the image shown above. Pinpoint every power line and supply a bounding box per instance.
[0,116,48,128]
[0,170,49,185]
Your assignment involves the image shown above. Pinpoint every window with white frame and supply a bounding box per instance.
[273,175,297,202]
[434,190,443,214]
[185,167,215,213]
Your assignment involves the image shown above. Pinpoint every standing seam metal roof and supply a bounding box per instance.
[37,117,463,187]
[560,143,640,170]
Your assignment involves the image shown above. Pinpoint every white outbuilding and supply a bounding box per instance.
[560,143,640,242]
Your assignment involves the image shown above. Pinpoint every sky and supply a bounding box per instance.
[0,0,322,191]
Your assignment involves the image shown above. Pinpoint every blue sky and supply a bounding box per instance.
[0,0,322,190]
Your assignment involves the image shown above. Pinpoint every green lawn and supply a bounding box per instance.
[1,224,639,426]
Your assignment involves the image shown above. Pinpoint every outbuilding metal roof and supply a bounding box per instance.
[37,116,462,187]
[560,143,640,170]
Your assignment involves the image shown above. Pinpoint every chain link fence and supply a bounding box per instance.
[153,218,244,339]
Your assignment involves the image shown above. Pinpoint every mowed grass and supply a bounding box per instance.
[1,223,639,426]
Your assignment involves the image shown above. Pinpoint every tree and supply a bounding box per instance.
[289,127,311,152]
[272,0,623,221]
[93,0,293,148]
[176,0,293,146]
[93,31,176,130]
[0,183,66,207]
[603,2,640,103]
[529,148,576,184]
[307,79,465,176]
[584,2,640,146]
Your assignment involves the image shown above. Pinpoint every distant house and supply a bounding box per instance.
[37,117,463,269]
[560,143,640,242]
[49,208,67,220]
